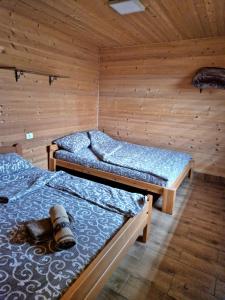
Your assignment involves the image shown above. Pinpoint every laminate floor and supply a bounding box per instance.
[97,177,225,300]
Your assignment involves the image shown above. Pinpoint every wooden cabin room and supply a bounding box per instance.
[0,0,225,299]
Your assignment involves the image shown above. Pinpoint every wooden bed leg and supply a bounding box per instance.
[138,195,152,243]
[48,144,58,171]
[188,168,193,182]
[49,158,56,171]
[141,225,149,243]
[162,188,176,215]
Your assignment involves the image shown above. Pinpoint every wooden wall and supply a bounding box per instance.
[0,7,99,168]
[99,37,225,178]
[1,3,225,178]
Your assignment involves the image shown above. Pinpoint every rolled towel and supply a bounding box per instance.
[49,204,76,249]
[26,218,52,242]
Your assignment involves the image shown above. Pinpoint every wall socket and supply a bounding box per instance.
[25,132,34,140]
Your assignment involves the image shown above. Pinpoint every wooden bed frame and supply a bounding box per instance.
[0,143,22,155]
[2,144,152,300]
[49,144,194,215]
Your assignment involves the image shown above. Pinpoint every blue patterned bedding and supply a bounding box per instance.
[55,148,167,186]
[88,130,191,182]
[0,159,146,299]
[0,167,54,201]
[48,171,145,217]
[55,130,192,187]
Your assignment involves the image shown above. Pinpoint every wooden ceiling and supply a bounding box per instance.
[0,0,225,48]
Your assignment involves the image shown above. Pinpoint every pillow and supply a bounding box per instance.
[88,130,122,159]
[0,153,32,176]
[53,131,90,153]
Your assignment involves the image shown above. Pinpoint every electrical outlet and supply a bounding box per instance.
[25,132,34,140]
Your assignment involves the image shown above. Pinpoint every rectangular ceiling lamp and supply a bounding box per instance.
[109,0,145,15]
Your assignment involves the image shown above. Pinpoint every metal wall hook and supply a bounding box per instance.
[15,69,23,82]
[49,75,57,85]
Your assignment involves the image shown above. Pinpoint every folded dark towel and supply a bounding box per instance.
[26,205,76,249]
[26,218,53,242]
[50,205,76,250]
[0,196,9,204]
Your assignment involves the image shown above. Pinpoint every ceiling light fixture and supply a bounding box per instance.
[109,0,145,15]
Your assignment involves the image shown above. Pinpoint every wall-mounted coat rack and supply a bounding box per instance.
[0,66,69,85]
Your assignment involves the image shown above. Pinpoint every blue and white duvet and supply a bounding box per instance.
[55,130,192,187]
[0,165,145,299]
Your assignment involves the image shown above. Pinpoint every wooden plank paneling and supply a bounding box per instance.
[0,7,99,168]
[0,0,224,48]
[99,37,225,178]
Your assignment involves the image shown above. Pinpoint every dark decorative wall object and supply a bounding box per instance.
[192,67,225,92]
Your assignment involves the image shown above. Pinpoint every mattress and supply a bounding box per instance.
[0,167,145,299]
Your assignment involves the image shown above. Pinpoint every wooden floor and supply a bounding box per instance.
[97,177,225,300]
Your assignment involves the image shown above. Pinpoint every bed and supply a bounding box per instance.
[0,144,152,300]
[48,130,193,215]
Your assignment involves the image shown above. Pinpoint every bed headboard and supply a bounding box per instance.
[0,144,22,155]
